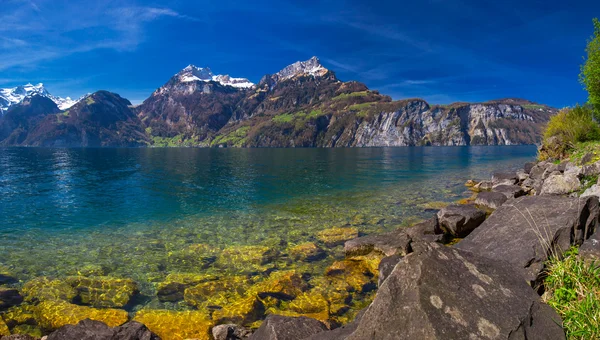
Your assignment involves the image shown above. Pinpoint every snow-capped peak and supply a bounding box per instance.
[176,65,254,89]
[274,56,329,81]
[0,83,81,113]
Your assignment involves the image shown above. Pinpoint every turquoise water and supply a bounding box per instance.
[0,146,537,313]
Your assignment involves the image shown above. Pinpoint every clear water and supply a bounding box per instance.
[0,146,537,311]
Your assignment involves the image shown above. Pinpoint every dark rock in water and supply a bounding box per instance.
[474,191,507,210]
[377,255,403,287]
[491,172,518,186]
[456,196,600,284]
[436,204,486,238]
[0,288,23,309]
[212,324,252,340]
[47,319,160,340]
[492,184,526,199]
[344,229,412,257]
[340,242,565,340]
[580,228,600,265]
[0,274,17,285]
[47,319,114,340]
[524,162,536,174]
[248,315,327,340]
[113,321,160,340]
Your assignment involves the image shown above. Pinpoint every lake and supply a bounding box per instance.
[0,146,537,321]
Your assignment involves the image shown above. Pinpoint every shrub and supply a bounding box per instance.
[544,247,600,339]
[580,18,600,119]
[540,106,600,160]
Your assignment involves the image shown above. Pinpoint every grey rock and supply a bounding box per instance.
[491,172,518,186]
[0,288,23,309]
[581,152,593,165]
[47,320,160,340]
[540,174,581,195]
[344,229,412,257]
[474,180,493,191]
[377,255,403,287]
[475,191,508,210]
[113,322,160,340]
[524,162,536,174]
[581,161,600,177]
[456,196,600,284]
[579,229,600,264]
[557,161,570,172]
[437,204,486,238]
[404,216,446,243]
[304,309,366,340]
[581,184,600,198]
[492,184,526,199]
[529,163,547,180]
[212,324,252,340]
[542,163,559,179]
[249,315,327,340]
[1,336,38,340]
[564,163,583,177]
[516,169,529,182]
[344,242,565,340]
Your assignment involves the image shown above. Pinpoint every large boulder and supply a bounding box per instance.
[456,196,600,284]
[475,191,507,210]
[524,162,536,174]
[212,324,252,340]
[335,242,565,340]
[491,172,518,186]
[492,184,526,199]
[581,184,600,198]
[377,255,403,287]
[540,174,581,196]
[581,161,600,177]
[248,315,327,340]
[579,229,600,264]
[436,204,486,238]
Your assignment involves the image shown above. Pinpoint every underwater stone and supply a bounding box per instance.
[288,243,326,262]
[0,288,23,309]
[33,300,128,331]
[21,277,77,303]
[250,270,308,301]
[65,276,138,308]
[211,295,265,326]
[184,276,253,309]
[134,309,213,340]
[0,266,17,285]
[325,257,379,293]
[317,227,359,247]
[157,273,218,302]
[7,324,43,339]
[75,264,108,277]
[216,245,278,273]
[167,244,218,271]
[0,318,10,336]
[270,291,330,322]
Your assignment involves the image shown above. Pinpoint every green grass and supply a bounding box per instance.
[272,113,295,124]
[544,247,600,339]
[332,91,369,101]
[211,126,250,147]
[152,134,198,147]
[349,102,376,117]
[523,104,546,110]
[540,106,600,160]
[570,141,600,164]
[86,97,95,105]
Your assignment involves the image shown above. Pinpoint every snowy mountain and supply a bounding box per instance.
[273,56,329,81]
[176,65,254,89]
[0,83,80,113]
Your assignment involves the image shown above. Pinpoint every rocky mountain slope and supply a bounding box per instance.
[0,57,557,147]
[0,83,81,113]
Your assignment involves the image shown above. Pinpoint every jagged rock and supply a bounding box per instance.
[540,173,581,195]
[46,320,160,340]
[492,184,526,199]
[579,229,600,264]
[436,204,486,238]
[474,191,507,210]
[305,309,366,340]
[516,169,529,182]
[524,162,536,174]
[491,172,517,186]
[0,288,23,309]
[581,184,600,198]
[248,315,327,340]
[377,255,402,287]
[529,163,547,180]
[404,217,445,243]
[564,163,583,177]
[456,196,600,284]
[473,180,493,191]
[581,161,600,177]
[344,229,411,257]
[212,324,252,340]
[340,242,565,340]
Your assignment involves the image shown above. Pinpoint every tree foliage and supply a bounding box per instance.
[580,18,600,118]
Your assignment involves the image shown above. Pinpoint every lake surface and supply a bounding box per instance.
[0,146,537,318]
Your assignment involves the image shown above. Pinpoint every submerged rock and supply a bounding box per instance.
[65,276,138,308]
[34,300,128,331]
[456,196,600,284]
[0,288,23,310]
[317,227,359,247]
[216,245,278,273]
[211,295,265,326]
[0,319,9,337]
[134,309,213,340]
[436,204,486,238]
[183,276,252,309]
[288,243,326,262]
[167,243,218,271]
[21,277,77,303]
[157,273,218,302]
[328,242,565,340]
[248,315,328,340]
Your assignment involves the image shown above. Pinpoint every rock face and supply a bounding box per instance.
[436,204,486,238]
[314,242,565,340]
[456,196,600,284]
[248,315,328,340]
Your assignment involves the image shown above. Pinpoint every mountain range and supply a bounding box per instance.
[0,57,558,147]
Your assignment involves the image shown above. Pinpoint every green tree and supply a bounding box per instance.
[580,18,600,118]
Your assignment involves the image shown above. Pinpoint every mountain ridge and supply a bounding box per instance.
[0,57,558,147]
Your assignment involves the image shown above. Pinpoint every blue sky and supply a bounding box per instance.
[0,0,598,107]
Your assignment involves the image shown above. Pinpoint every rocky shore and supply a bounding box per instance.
[1,155,599,340]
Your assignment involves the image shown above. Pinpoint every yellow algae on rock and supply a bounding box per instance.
[157,272,219,302]
[21,277,77,303]
[167,244,218,271]
[216,245,277,273]
[2,304,36,327]
[211,295,265,326]
[270,291,330,322]
[288,242,326,262]
[65,276,138,308]
[0,318,9,336]
[134,309,213,340]
[184,276,252,308]
[325,258,379,293]
[317,227,358,247]
[34,300,128,331]
[250,270,308,300]
[11,324,43,338]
